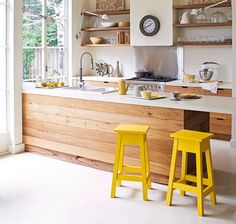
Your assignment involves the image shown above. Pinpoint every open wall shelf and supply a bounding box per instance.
[174,40,232,46]
[174,21,232,28]
[173,2,231,10]
[81,26,130,32]
[83,9,130,16]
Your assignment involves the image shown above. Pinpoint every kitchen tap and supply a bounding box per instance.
[79,52,94,88]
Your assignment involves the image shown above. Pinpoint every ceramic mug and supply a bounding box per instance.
[133,85,144,97]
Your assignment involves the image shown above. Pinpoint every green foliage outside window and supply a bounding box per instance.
[23,0,63,80]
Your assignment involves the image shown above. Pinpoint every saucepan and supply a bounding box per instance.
[135,69,153,78]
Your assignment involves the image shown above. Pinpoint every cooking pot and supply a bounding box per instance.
[135,70,153,78]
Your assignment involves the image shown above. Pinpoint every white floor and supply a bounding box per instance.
[0,140,236,224]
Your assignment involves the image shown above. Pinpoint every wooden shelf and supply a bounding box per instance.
[81,26,130,32]
[174,21,232,28]
[82,44,130,47]
[83,9,130,16]
[174,40,232,46]
[173,1,231,9]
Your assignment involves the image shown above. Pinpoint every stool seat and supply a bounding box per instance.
[114,124,150,134]
[170,129,213,142]
[166,129,216,216]
[111,124,151,201]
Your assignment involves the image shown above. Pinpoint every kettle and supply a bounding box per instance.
[118,79,128,95]
[179,11,190,24]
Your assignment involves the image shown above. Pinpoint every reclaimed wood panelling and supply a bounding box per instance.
[23,93,208,184]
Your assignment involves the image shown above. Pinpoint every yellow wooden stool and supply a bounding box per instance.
[166,129,216,216]
[111,124,151,201]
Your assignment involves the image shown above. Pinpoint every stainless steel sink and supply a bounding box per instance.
[65,86,117,94]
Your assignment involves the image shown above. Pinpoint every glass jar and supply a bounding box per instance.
[210,11,227,23]
[196,11,208,23]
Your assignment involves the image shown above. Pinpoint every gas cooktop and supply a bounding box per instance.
[126,76,177,82]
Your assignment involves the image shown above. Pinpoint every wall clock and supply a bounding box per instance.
[139,15,160,36]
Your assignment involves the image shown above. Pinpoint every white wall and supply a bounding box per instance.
[184,46,232,82]
[130,0,173,46]
[71,0,134,78]
[71,0,233,81]
[231,0,236,148]
[178,0,233,81]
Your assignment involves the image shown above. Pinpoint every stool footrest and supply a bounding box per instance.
[173,182,198,194]
[174,178,214,197]
[122,166,142,173]
[118,174,142,182]
[185,175,210,186]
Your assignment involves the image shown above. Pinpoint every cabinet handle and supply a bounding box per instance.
[104,81,109,84]
[217,118,224,121]
[181,86,188,89]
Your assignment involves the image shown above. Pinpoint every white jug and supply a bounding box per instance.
[179,11,190,24]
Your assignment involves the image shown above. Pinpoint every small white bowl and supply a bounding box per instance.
[90,37,103,44]
[101,22,118,28]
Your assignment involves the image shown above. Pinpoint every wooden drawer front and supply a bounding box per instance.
[165,86,205,95]
[205,88,232,97]
[210,113,232,135]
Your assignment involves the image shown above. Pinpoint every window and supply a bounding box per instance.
[23,0,68,83]
[0,0,7,134]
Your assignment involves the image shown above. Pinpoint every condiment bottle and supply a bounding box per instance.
[114,61,122,77]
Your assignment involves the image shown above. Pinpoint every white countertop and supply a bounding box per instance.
[166,80,232,89]
[23,87,236,114]
[82,76,124,82]
[82,76,232,89]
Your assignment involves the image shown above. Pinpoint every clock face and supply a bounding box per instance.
[140,15,160,36]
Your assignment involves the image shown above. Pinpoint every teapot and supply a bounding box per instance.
[118,79,128,95]
[179,11,190,24]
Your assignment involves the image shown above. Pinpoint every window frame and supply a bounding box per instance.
[0,0,8,135]
[23,0,68,82]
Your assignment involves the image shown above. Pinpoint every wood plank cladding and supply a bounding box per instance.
[23,93,209,184]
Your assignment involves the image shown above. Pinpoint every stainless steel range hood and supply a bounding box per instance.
[134,47,179,79]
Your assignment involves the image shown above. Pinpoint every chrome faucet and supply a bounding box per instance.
[79,52,94,88]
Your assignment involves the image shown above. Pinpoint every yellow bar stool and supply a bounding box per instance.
[166,129,217,216]
[111,124,151,201]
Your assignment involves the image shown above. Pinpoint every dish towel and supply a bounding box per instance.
[200,82,219,94]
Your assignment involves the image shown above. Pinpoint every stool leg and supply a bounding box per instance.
[117,141,125,187]
[140,138,148,201]
[144,137,151,190]
[111,133,122,198]
[180,151,188,196]
[196,148,204,216]
[205,145,217,206]
[166,139,178,206]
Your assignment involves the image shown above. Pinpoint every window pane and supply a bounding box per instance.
[46,0,66,47]
[0,5,6,46]
[0,47,6,90]
[0,90,6,133]
[47,48,67,79]
[23,48,42,81]
[23,0,43,47]
[47,0,65,19]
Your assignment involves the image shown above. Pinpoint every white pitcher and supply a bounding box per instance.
[179,11,190,24]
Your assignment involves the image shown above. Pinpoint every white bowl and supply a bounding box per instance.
[90,37,103,44]
[101,22,118,28]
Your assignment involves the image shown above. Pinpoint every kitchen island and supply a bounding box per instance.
[22,88,236,184]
